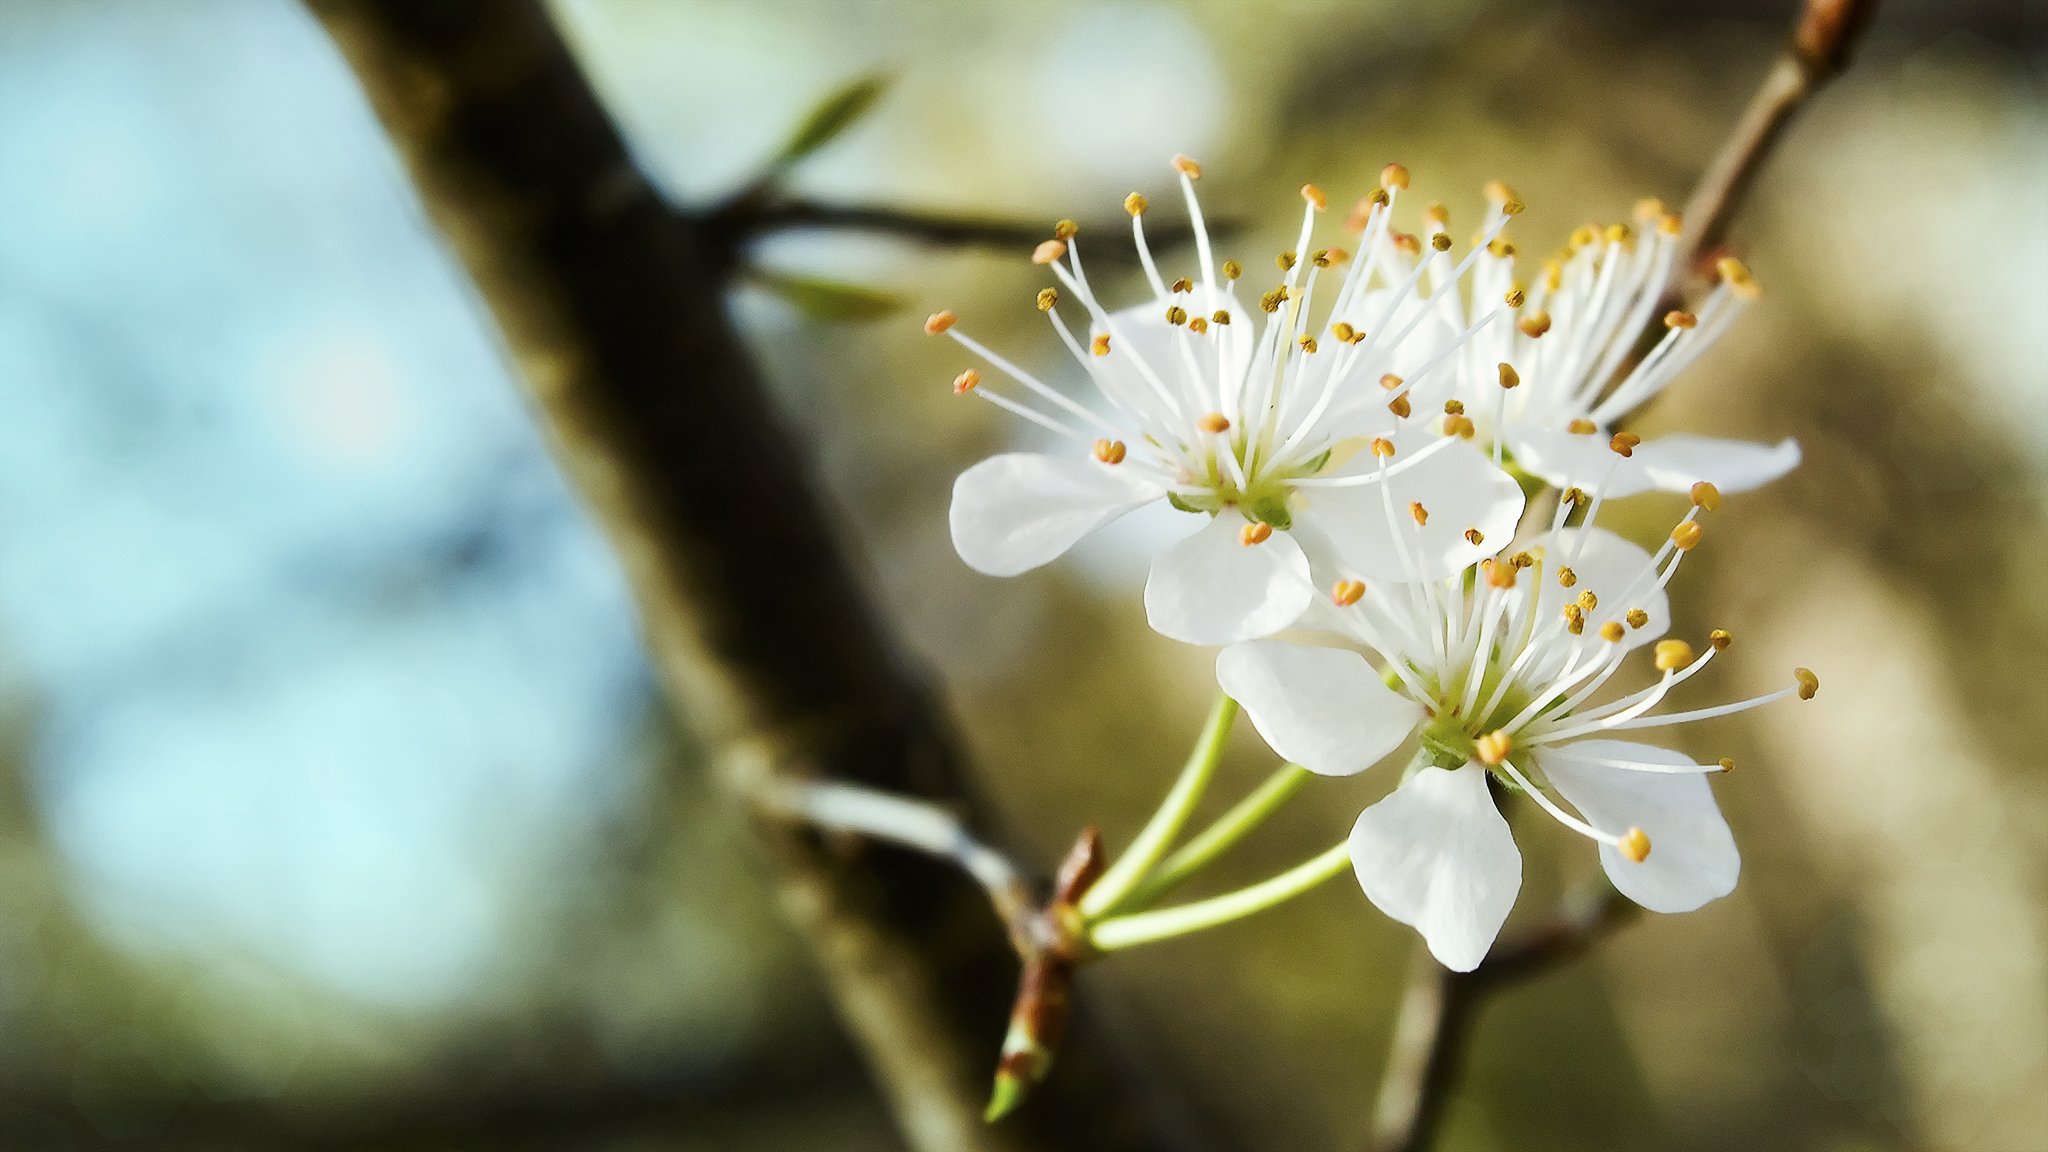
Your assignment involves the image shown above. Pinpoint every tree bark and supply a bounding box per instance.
[302,3,1204,1150]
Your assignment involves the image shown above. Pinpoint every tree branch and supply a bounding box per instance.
[1675,0,1880,278]
[302,4,1202,1150]
[1367,887,1638,1152]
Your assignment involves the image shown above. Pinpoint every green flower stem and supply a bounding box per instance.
[1077,693,1239,920]
[1119,763,1314,911]
[1086,841,1352,953]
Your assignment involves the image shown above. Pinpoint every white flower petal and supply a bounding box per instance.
[950,452,1164,576]
[1635,434,1801,494]
[1349,763,1521,971]
[1506,425,1655,498]
[1532,526,1670,655]
[1299,437,1525,584]
[1215,641,1425,777]
[1144,512,1314,645]
[1539,740,1739,913]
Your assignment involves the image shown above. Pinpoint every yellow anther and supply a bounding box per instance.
[1716,255,1761,298]
[1380,373,1404,392]
[1322,246,1351,265]
[1310,248,1332,267]
[1625,608,1649,629]
[1124,192,1148,217]
[1487,238,1517,258]
[1165,305,1188,326]
[1444,415,1477,439]
[1558,566,1578,588]
[1474,729,1512,766]
[1240,521,1273,546]
[1302,183,1327,210]
[1671,520,1704,551]
[1498,362,1521,389]
[1198,412,1231,434]
[1564,603,1585,634]
[1482,558,1517,589]
[1599,621,1625,642]
[1510,551,1534,569]
[1410,501,1429,526]
[1170,277,1193,294]
[1212,310,1233,326]
[1380,162,1410,191]
[1483,179,1518,204]
[1222,260,1243,281]
[1501,198,1526,217]
[1567,418,1598,435]
[1691,481,1721,511]
[1562,487,1589,507]
[1332,322,1357,344]
[1718,757,1735,772]
[1188,316,1209,334]
[1620,827,1651,864]
[1542,258,1564,291]
[1571,225,1598,249]
[1665,309,1698,330]
[1795,667,1819,700]
[924,310,957,335]
[1172,154,1202,179]
[1332,580,1366,607]
[1633,197,1667,222]
[1655,639,1695,672]
[1276,251,1298,272]
[1519,310,1552,338]
[1604,223,1634,245]
[952,369,980,394]
[1371,437,1397,458]
[1260,289,1287,314]
[1610,431,1641,457]
[1444,399,1466,416]
[1298,335,1319,353]
[1032,239,1067,265]
[1092,438,1127,464]
[1578,590,1598,612]
[1710,628,1732,650]
[1369,187,1391,207]
[1393,232,1421,256]
[1036,287,1059,312]
[1425,202,1450,226]
[1658,211,1683,236]
[1504,287,1526,308]
[1090,333,1112,357]
[1464,528,1485,546]
[1054,219,1079,240]
[1388,394,1411,419]
[1430,232,1452,252]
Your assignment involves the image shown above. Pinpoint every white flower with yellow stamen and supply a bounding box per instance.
[1433,188,1800,497]
[1216,477,1817,970]
[937,158,1525,645]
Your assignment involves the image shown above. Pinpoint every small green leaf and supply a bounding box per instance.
[751,269,904,322]
[771,73,890,169]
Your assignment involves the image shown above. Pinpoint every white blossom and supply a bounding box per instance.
[937,158,1526,645]
[1437,190,1800,497]
[1217,479,1817,970]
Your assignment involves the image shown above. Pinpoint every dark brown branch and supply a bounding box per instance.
[719,197,1059,250]
[302,4,1200,1151]
[1675,0,1880,278]
[1367,888,1638,1152]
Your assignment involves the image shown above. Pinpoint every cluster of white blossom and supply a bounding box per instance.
[931,157,1815,971]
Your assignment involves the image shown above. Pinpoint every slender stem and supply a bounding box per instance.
[1121,763,1314,910]
[1087,842,1351,952]
[1078,694,1240,919]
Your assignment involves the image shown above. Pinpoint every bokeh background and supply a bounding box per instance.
[0,0,2042,1149]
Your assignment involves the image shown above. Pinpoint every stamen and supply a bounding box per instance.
[1091,333,1111,356]
[1036,287,1058,312]
[1093,438,1127,464]
[1333,580,1366,607]
[1054,219,1078,240]
[1672,521,1704,550]
[1567,419,1597,435]
[1475,730,1512,766]
[1498,758,1624,848]
[1610,432,1641,457]
[1691,481,1721,511]
[952,369,980,394]
[1380,163,1409,190]
[1199,412,1231,434]
[1172,154,1202,179]
[1032,240,1066,265]
[1410,502,1429,526]
[1654,639,1694,672]
[1240,521,1273,546]
[1124,192,1148,217]
[1710,629,1732,650]
[1620,827,1652,863]
[1498,362,1521,389]
[1599,621,1625,642]
[1519,311,1552,337]
[1665,309,1698,329]
[924,310,957,335]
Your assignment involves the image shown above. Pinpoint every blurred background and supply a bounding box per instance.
[0,0,2042,1149]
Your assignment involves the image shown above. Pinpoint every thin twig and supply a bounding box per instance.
[1674,0,1880,281]
[1367,888,1638,1152]
[723,198,1061,250]
[759,776,1039,952]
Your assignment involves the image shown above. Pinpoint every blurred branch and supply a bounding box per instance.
[1367,887,1639,1152]
[303,3,1204,1151]
[1674,0,1879,278]
[716,196,1062,250]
